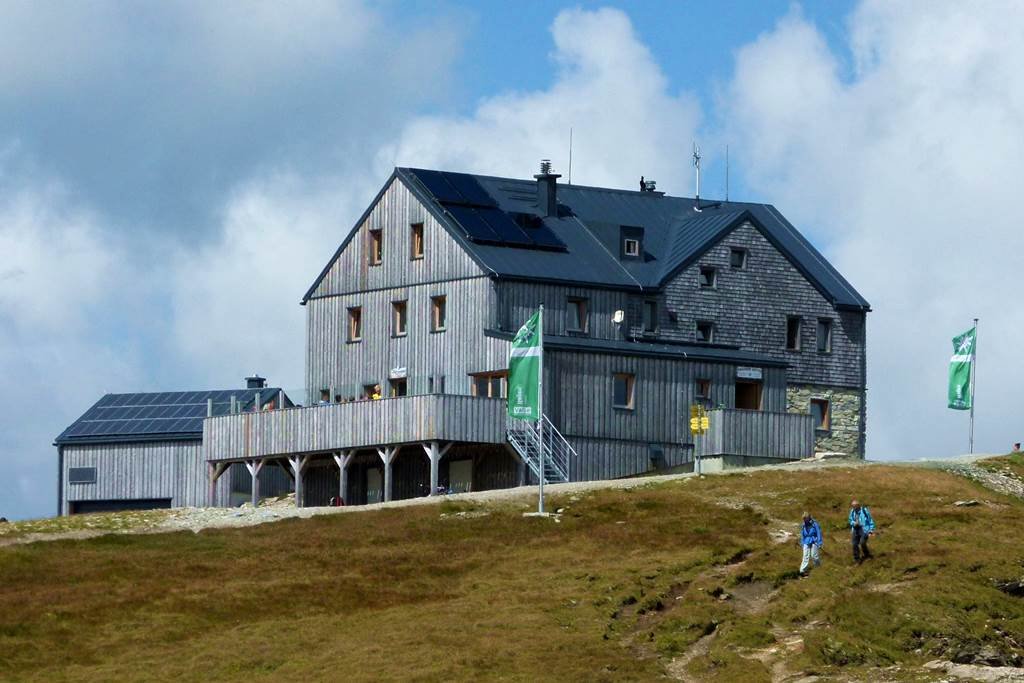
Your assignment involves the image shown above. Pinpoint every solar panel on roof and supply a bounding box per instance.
[475,207,534,245]
[414,170,464,204]
[529,225,567,250]
[445,205,502,243]
[443,172,497,207]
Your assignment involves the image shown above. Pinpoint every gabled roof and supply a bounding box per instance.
[303,167,870,311]
[54,388,291,446]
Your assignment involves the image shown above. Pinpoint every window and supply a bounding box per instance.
[567,297,588,333]
[642,300,658,333]
[613,373,635,409]
[786,316,801,351]
[810,398,830,431]
[699,266,717,288]
[368,229,383,266]
[392,300,407,337]
[363,383,380,400]
[695,378,711,401]
[68,467,97,485]
[730,248,747,269]
[428,375,446,394]
[431,295,447,332]
[410,222,424,260]
[623,238,640,257]
[389,378,408,397]
[319,389,330,403]
[817,319,832,353]
[696,321,715,343]
[347,306,362,342]
[470,371,507,398]
[735,381,763,410]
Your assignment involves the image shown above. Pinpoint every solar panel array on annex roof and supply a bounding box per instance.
[408,169,567,252]
[54,388,287,445]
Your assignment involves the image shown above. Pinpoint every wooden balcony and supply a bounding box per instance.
[696,408,815,462]
[203,394,508,463]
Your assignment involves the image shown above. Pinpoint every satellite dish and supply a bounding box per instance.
[612,310,625,324]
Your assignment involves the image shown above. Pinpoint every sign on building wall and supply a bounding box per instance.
[736,366,763,380]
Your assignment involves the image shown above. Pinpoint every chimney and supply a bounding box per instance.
[245,374,266,389]
[534,159,561,218]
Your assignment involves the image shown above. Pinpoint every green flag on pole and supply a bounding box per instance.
[948,326,976,410]
[508,309,542,420]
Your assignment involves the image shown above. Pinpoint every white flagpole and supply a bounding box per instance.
[969,317,978,454]
[538,305,545,514]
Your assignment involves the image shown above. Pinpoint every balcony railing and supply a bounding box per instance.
[695,408,815,460]
[203,394,507,462]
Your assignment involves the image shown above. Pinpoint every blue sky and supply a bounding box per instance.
[2,1,1022,520]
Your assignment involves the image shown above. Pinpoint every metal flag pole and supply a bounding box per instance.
[538,304,545,514]
[969,317,978,454]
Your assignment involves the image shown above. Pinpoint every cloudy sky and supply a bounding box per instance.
[2,1,1021,520]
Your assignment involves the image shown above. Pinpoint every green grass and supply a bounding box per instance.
[2,462,1024,681]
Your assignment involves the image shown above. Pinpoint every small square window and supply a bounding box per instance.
[347,306,362,342]
[642,300,657,333]
[428,375,446,394]
[613,373,635,409]
[816,319,832,354]
[368,229,383,266]
[810,398,830,431]
[392,300,407,337]
[389,378,408,397]
[699,266,716,288]
[623,238,640,257]
[470,371,506,398]
[431,295,446,332]
[696,321,715,343]
[695,378,711,401]
[786,316,801,351]
[364,383,382,400]
[410,223,424,260]
[730,248,747,269]
[567,297,588,333]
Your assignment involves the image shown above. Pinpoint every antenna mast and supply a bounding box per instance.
[693,142,702,212]
[568,127,573,185]
[725,144,729,202]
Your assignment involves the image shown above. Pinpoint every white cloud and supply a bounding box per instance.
[378,7,701,192]
[723,1,1024,457]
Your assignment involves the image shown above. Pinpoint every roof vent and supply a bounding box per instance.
[245,374,267,389]
[534,159,561,218]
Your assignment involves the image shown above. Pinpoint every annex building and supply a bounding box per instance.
[55,163,870,514]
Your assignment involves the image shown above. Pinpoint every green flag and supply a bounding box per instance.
[508,310,541,420]
[948,326,976,410]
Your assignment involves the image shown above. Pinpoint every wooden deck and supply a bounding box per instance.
[203,394,508,462]
[697,408,815,460]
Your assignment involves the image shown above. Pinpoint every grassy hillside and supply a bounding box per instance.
[2,463,1024,682]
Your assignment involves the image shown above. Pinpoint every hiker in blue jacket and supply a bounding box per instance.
[848,499,875,563]
[799,512,823,576]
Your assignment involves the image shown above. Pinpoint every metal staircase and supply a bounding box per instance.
[506,414,577,483]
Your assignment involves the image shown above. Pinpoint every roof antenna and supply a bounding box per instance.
[568,127,573,185]
[693,142,702,212]
[725,144,729,202]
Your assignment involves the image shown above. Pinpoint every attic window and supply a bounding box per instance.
[410,223,424,260]
[368,229,383,266]
[730,248,747,269]
[624,238,640,257]
[699,267,717,288]
[696,321,715,343]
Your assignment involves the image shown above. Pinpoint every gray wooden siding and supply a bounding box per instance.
[566,438,690,481]
[696,408,815,460]
[62,441,231,515]
[661,222,865,388]
[306,277,509,402]
[308,176,484,299]
[500,282,633,338]
[204,395,507,461]
[548,349,786,447]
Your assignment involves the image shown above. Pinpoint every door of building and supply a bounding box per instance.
[448,459,473,493]
[735,380,763,410]
[366,468,383,503]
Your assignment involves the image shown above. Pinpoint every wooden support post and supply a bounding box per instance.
[332,450,354,504]
[245,459,264,507]
[420,442,453,496]
[289,455,310,508]
[207,462,228,507]
[376,446,400,503]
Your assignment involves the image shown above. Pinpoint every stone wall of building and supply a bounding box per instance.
[787,384,863,457]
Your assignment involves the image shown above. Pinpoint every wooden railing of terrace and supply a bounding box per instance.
[696,408,815,460]
[203,394,507,462]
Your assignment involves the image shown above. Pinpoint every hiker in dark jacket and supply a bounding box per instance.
[848,499,875,563]
[799,512,823,576]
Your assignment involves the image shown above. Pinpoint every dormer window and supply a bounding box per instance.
[620,225,644,259]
